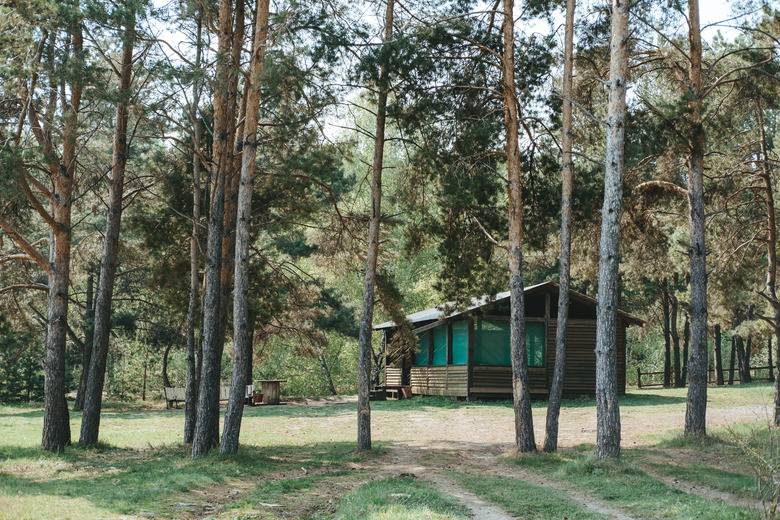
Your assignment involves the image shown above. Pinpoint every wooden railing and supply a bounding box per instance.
[637,365,775,389]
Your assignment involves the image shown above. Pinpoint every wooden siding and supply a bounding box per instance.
[386,367,403,387]
[410,365,468,396]
[470,366,548,395]
[546,319,627,397]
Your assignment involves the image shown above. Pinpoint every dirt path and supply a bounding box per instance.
[636,450,764,511]
[353,442,640,520]
[370,401,772,450]
[426,472,516,520]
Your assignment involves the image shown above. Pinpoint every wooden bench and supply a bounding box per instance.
[164,387,186,409]
[164,385,254,409]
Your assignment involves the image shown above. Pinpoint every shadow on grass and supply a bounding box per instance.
[0,441,363,517]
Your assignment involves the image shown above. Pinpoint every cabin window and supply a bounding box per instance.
[474,319,511,365]
[432,325,447,365]
[414,332,429,365]
[526,322,546,367]
[451,321,468,364]
[474,319,545,366]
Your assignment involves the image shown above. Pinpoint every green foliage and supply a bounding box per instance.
[0,317,43,403]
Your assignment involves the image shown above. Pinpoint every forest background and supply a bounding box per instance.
[0,0,778,434]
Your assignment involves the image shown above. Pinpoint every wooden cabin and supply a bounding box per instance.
[375,281,644,399]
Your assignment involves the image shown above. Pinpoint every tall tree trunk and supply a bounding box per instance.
[544,0,575,454]
[221,0,270,455]
[74,270,95,411]
[161,344,173,388]
[595,0,629,459]
[184,10,204,446]
[682,314,690,385]
[142,350,149,401]
[205,0,245,448]
[356,0,394,453]
[736,336,746,383]
[754,102,780,422]
[192,0,234,459]
[684,0,708,438]
[744,305,753,383]
[79,10,135,446]
[729,335,736,385]
[662,279,672,387]
[671,292,682,387]
[318,352,338,396]
[41,18,84,452]
[503,0,535,453]
[714,324,723,385]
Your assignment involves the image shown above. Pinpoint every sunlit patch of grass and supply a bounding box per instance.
[504,449,757,519]
[453,471,602,519]
[336,476,470,520]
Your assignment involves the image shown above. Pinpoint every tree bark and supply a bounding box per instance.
[744,306,753,383]
[671,291,682,387]
[79,9,135,446]
[714,324,723,385]
[161,344,173,388]
[41,17,84,452]
[736,335,746,383]
[753,101,780,421]
[729,335,736,385]
[682,314,689,385]
[184,10,204,446]
[595,0,629,459]
[356,0,394,453]
[683,0,708,438]
[74,271,95,411]
[543,0,575,454]
[192,0,234,459]
[661,279,671,387]
[318,353,338,396]
[502,0,535,453]
[221,0,270,455]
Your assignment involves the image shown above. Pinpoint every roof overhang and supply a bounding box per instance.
[373,281,645,331]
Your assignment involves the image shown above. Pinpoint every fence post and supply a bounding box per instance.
[637,367,642,389]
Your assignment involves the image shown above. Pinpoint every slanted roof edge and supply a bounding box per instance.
[372,280,644,330]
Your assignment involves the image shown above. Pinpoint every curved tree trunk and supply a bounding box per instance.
[161,344,173,388]
[595,0,629,459]
[80,9,135,446]
[543,0,575,454]
[221,0,270,455]
[356,0,394,453]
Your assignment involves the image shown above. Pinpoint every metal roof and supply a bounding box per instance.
[373,280,644,330]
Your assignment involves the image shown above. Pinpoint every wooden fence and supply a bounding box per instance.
[637,365,775,389]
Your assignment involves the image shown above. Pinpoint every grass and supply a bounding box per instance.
[505,451,757,520]
[453,471,603,519]
[336,476,470,520]
[1,383,776,519]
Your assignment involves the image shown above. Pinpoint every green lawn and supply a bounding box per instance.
[0,384,774,519]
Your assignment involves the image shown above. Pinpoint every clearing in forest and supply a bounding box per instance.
[0,383,774,519]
